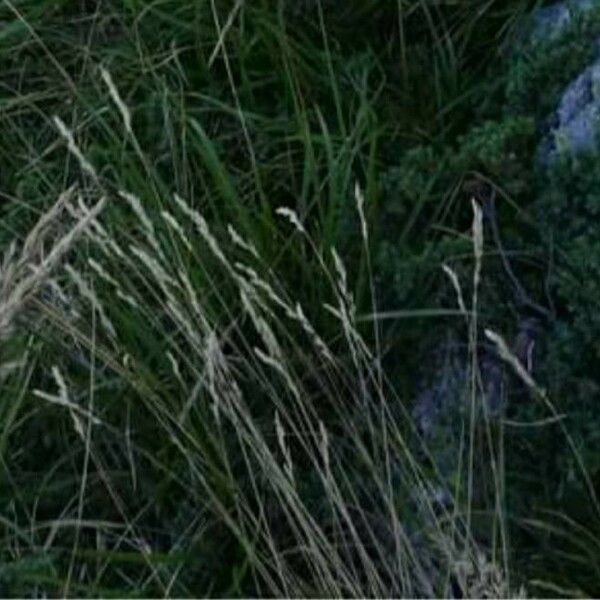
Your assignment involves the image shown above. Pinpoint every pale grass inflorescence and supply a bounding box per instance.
[0,68,525,596]
[0,187,105,345]
[12,179,516,596]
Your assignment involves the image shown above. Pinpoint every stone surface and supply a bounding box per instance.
[411,317,540,451]
[538,41,600,164]
[533,1,600,165]
[411,338,504,441]
[530,0,595,41]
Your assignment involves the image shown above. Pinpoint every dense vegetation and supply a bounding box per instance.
[2,0,600,596]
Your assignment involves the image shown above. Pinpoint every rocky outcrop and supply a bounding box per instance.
[530,0,595,41]
[538,40,600,164]
[534,0,600,164]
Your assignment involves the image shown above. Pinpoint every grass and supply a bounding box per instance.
[1,0,600,597]
[0,143,509,596]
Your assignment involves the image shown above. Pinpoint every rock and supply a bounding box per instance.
[537,41,600,165]
[411,338,504,441]
[412,316,541,445]
[530,1,600,165]
[411,337,465,439]
[530,0,595,41]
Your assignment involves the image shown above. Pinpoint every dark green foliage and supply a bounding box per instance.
[371,5,600,595]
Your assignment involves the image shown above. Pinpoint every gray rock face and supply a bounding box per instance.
[412,313,539,451]
[531,0,600,165]
[411,339,504,442]
[538,41,600,164]
[530,0,595,41]
[411,340,466,440]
